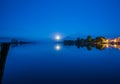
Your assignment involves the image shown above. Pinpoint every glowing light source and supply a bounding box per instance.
[105,39,109,43]
[106,39,108,43]
[55,44,61,51]
[55,35,61,41]
[114,44,117,48]
[114,39,117,43]
[105,44,109,48]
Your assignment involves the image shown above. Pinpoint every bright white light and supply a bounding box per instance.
[55,44,61,51]
[55,35,61,41]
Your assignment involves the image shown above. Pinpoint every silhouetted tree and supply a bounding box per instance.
[63,36,108,50]
[63,40,74,46]
[87,36,92,42]
[87,45,92,51]
[95,36,106,43]
[75,38,81,45]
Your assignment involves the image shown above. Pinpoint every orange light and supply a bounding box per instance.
[114,39,117,43]
[113,44,117,48]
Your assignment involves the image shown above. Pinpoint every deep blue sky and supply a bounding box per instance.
[0,0,120,39]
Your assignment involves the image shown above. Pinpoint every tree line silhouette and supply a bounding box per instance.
[63,36,107,50]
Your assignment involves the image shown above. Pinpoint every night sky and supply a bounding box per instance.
[0,0,120,39]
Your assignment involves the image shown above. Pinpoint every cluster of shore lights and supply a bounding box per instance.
[104,39,117,43]
[104,39,120,50]
[105,44,120,49]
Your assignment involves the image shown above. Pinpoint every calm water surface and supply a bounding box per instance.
[2,42,120,84]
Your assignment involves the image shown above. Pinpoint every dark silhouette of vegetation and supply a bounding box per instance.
[63,36,107,50]
[11,39,32,44]
[87,45,92,51]
[63,40,74,46]
[87,36,92,42]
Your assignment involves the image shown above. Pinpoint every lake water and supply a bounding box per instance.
[1,42,120,84]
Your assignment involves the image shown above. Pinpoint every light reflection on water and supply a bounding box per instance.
[1,42,120,84]
[54,44,62,51]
